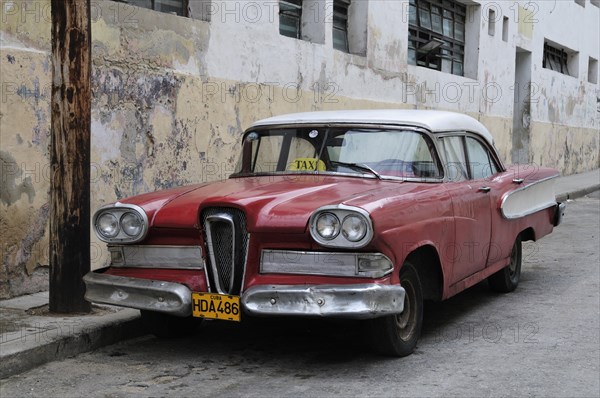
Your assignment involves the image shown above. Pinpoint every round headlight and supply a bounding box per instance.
[121,212,143,237]
[97,213,119,238]
[315,212,341,240]
[341,214,368,242]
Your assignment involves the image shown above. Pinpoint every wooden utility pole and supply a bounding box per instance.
[49,0,92,313]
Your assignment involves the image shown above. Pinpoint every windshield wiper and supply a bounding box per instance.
[330,161,381,180]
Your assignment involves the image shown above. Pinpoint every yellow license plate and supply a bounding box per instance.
[191,292,241,322]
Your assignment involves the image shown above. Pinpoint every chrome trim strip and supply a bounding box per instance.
[231,170,443,183]
[242,284,405,319]
[203,254,214,293]
[500,175,559,219]
[239,233,251,294]
[503,202,557,220]
[309,204,374,249]
[248,123,427,132]
[83,272,192,317]
[108,245,204,269]
[93,203,149,244]
[260,250,393,278]
[205,213,236,294]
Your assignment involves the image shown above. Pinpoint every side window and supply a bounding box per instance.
[466,137,498,179]
[440,136,467,182]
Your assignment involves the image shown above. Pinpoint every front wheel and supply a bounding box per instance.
[488,237,522,293]
[367,262,424,357]
[140,310,202,338]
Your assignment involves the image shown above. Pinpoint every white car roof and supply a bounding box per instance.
[250,109,495,145]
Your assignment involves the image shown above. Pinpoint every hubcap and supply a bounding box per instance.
[395,279,416,340]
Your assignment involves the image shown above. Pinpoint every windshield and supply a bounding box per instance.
[233,127,442,180]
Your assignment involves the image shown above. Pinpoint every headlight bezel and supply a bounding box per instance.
[341,214,368,242]
[120,211,144,237]
[309,205,373,248]
[97,213,120,239]
[315,212,341,240]
[93,203,149,243]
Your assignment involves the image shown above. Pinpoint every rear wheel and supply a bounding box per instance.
[488,237,522,293]
[140,310,201,338]
[368,262,423,357]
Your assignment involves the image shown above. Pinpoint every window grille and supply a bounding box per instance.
[408,0,466,76]
[333,0,351,52]
[543,43,570,76]
[280,0,303,39]
[113,0,187,17]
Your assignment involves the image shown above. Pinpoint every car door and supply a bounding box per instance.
[463,135,509,268]
[438,134,493,284]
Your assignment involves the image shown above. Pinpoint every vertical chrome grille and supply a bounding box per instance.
[201,207,248,295]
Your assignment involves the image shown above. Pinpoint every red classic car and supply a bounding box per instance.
[84,110,565,356]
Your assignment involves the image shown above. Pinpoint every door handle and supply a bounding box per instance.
[478,186,491,193]
[512,178,524,184]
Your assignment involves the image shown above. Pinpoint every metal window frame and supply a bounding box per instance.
[279,0,303,39]
[408,0,466,76]
[543,43,570,76]
[112,0,188,17]
[333,0,351,52]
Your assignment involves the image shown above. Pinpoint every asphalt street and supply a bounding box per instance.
[1,193,599,398]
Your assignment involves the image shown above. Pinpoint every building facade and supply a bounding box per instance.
[1,0,599,298]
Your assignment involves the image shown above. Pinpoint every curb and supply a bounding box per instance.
[0,310,143,379]
[556,184,600,203]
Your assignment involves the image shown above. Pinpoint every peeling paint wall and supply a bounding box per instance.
[1,10,52,297]
[523,1,600,173]
[1,0,598,298]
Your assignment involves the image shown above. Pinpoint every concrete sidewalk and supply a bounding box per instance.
[0,292,142,379]
[555,169,600,202]
[1,168,598,380]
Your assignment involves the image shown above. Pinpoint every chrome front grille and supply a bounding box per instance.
[211,218,234,290]
[201,207,248,295]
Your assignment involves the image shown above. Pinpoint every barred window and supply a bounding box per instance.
[113,0,188,16]
[543,43,570,75]
[333,0,350,52]
[408,0,466,76]
[280,0,303,39]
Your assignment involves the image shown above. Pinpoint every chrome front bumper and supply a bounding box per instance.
[242,284,406,319]
[554,202,566,226]
[83,272,192,317]
[84,273,405,320]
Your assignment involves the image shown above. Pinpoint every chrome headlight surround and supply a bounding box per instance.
[93,203,149,243]
[309,205,373,248]
[314,212,341,240]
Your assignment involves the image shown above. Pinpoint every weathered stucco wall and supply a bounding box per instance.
[1,0,598,298]
[1,2,52,296]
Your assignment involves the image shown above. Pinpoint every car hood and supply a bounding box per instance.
[118,176,418,233]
